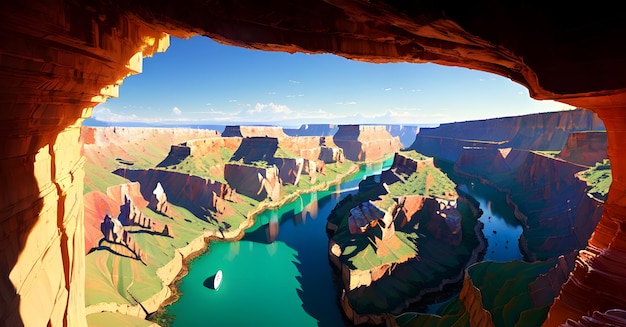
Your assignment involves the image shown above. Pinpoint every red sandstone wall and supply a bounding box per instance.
[414,109,604,152]
[557,131,607,167]
[115,168,233,219]
[512,153,602,260]
[224,164,281,201]
[334,125,402,161]
[1,1,625,326]
[222,125,287,138]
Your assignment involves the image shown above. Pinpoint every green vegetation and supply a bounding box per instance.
[343,200,481,314]
[84,161,131,194]
[274,146,299,158]
[85,201,250,306]
[577,159,612,200]
[533,150,560,158]
[282,161,356,196]
[397,260,555,327]
[388,165,457,200]
[87,312,155,327]
[398,150,429,161]
[325,151,485,315]
[160,146,235,182]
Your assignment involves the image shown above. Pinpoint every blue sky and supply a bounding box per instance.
[92,36,574,127]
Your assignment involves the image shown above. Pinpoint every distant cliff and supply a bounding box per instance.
[285,124,420,148]
[333,125,402,162]
[453,145,605,261]
[222,125,287,138]
[284,124,338,136]
[557,131,607,167]
[81,126,220,170]
[410,108,604,162]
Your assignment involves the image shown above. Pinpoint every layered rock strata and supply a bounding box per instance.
[557,131,607,167]
[455,148,604,261]
[410,108,604,163]
[2,1,626,326]
[334,125,403,162]
[114,169,236,220]
[327,152,481,324]
[224,164,281,201]
[222,125,287,138]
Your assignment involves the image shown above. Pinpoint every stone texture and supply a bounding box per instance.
[222,125,287,138]
[334,125,403,162]
[224,164,281,201]
[114,168,235,220]
[557,131,607,167]
[410,108,605,162]
[2,1,626,326]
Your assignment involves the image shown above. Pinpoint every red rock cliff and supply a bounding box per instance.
[411,108,604,162]
[557,131,607,167]
[2,1,626,326]
[114,168,234,220]
[334,125,402,162]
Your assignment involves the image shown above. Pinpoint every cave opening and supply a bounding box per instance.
[1,1,625,327]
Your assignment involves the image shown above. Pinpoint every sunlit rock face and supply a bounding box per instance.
[81,127,220,170]
[114,168,234,218]
[333,125,402,161]
[2,0,626,326]
[557,131,607,167]
[222,125,287,138]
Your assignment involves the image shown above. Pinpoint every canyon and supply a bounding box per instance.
[2,1,626,327]
[80,124,402,326]
[410,109,606,261]
[327,151,482,325]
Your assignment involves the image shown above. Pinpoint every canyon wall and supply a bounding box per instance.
[333,125,402,162]
[0,2,174,326]
[224,164,281,201]
[113,169,234,221]
[2,1,626,326]
[410,109,605,162]
[81,127,220,170]
[557,131,607,167]
[222,125,287,138]
[285,124,420,148]
[454,149,604,261]
[156,137,242,168]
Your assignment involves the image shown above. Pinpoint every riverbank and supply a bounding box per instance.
[337,194,487,325]
[143,162,362,326]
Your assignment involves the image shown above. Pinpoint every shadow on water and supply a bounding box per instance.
[202,273,220,290]
[280,190,355,327]
[241,185,359,326]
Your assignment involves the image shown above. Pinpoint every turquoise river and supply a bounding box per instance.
[162,159,523,327]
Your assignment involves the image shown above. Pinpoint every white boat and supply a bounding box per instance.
[213,270,223,290]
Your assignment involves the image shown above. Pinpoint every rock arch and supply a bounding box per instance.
[1,1,625,326]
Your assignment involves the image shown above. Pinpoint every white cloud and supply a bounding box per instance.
[248,102,292,115]
[288,79,301,84]
[172,107,182,115]
[384,88,392,91]
[92,106,141,122]
[336,101,357,105]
